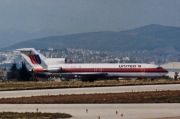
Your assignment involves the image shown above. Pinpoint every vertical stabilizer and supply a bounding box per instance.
[15,48,47,69]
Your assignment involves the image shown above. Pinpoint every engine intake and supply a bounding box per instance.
[46,67,62,73]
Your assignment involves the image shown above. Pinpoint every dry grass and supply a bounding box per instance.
[0,90,179,103]
[0,79,180,91]
[0,112,72,119]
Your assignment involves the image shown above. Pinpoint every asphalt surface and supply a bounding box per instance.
[0,104,179,119]
[0,84,180,98]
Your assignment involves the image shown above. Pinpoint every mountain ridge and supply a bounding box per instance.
[1,24,180,52]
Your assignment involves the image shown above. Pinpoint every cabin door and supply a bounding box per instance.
[141,66,145,72]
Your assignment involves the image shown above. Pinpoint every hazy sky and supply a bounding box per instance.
[0,0,180,35]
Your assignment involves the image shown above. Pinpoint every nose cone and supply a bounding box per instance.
[163,68,169,73]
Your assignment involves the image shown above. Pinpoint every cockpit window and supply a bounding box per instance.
[157,67,163,69]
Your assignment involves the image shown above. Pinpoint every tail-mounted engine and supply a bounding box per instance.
[32,67,62,73]
[46,67,62,73]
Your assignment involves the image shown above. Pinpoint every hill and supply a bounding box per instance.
[1,24,180,52]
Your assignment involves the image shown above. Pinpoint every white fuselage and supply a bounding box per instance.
[16,48,168,79]
[42,63,168,78]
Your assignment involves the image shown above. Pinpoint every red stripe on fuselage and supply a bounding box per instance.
[61,68,168,73]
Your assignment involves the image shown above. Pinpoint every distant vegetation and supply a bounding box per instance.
[0,79,180,91]
[0,91,179,103]
[8,62,32,81]
[0,112,72,119]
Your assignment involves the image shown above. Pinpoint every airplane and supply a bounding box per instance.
[15,48,168,82]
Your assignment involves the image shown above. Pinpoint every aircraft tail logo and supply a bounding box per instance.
[28,54,41,64]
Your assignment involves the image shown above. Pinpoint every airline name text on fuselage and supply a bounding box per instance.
[119,65,141,68]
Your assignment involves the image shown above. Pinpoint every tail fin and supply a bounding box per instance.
[15,48,66,73]
[15,48,47,69]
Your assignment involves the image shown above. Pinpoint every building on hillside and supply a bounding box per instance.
[0,69,7,81]
[161,62,180,79]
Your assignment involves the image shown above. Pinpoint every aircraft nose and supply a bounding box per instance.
[164,69,169,73]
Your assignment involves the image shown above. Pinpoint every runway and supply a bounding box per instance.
[0,104,179,119]
[0,84,180,119]
[0,84,180,98]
